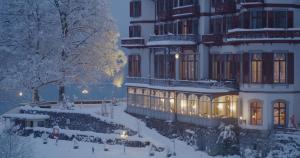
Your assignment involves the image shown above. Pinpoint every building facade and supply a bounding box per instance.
[121,0,300,130]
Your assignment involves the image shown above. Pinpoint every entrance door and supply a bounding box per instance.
[273,102,287,128]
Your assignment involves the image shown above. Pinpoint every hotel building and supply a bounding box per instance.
[121,0,300,130]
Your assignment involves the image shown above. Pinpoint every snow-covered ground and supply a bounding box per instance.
[1,103,242,158]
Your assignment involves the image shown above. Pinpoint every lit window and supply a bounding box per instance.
[273,53,287,83]
[250,101,263,125]
[251,54,262,83]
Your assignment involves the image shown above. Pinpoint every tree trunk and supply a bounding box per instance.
[58,85,65,102]
[32,88,40,103]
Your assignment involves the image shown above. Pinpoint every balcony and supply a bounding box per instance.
[147,34,199,46]
[225,28,300,43]
[215,3,236,13]
[202,34,223,45]
[172,5,199,17]
[121,37,145,48]
[126,77,238,91]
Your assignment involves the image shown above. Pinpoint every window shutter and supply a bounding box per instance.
[138,1,142,17]
[209,54,213,79]
[287,53,294,84]
[262,11,267,28]
[223,16,227,33]
[138,55,141,77]
[244,11,250,29]
[262,53,273,84]
[130,2,133,17]
[137,25,141,37]
[128,56,132,76]
[243,53,250,83]
[232,15,239,28]
[268,11,274,28]
[288,11,294,28]
[154,25,159,35]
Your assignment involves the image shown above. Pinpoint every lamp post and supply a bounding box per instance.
[120,130,128,153]
[172,139,176,156]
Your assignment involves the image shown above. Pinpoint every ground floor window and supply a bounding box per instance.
[199,96,211,117]
[250,101,263,125]
[177,93,188,115]
[273,101,287,128]
[213,96,238,118]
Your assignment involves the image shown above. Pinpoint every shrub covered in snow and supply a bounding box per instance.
[216,123,239,156]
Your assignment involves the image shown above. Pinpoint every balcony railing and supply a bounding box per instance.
[148,34,199,46]
[202,34,223,45]
[121,37,145,48]
[240,0,264,4]
[126,77,238,90]
[226,28,300,42]
[172,5,199,17]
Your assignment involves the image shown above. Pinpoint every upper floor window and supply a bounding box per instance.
[273,11,287,28]
[128,55,141,77]
[250,9,264,29]
[180,53,198,80]
[173,0,194,8]
[273,53,287,84]
[130,1,141,17]
[250,101,263,125]
[251,54,262,83]
[129,25,141,37]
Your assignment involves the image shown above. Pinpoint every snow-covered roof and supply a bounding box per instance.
[125,83,234,93]
[2,113,50,120]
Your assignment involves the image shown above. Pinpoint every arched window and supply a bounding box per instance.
[177,93,187,115]
[199,96,211,117]
[188,94,198,116]
[250,101,263,125]
[273,101,287,128]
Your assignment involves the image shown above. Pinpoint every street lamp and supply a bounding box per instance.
[81,89,89,95]
[120,130,128,153]
[18,92,23,97]
[175,53,179,59]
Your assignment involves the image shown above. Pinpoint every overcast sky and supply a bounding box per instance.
[109,0,130,41]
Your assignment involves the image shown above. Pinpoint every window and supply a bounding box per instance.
[180,53,198,80]
[188,94,198,116]
[273,53,287,83]
[273,101,287,128]
[128,55,141,77]
[177,93,187,115]
[213,96,237,118]
[199,96,211,117]
[154,54,165,79]
[128,88,136,106]
[168,54,176,79]
[250,101,263,125]
[173,0,194,8]
[251,54,262,83]
[130,1,141,17]
[273,11,287,28]
[250,10,264,28]
[129,25,141,37]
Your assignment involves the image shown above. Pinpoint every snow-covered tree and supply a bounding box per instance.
[0,0,126,102]
[0,0,60,102]
[0,127,33,158]
[216,123,239,155]
[49,0,126,101]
